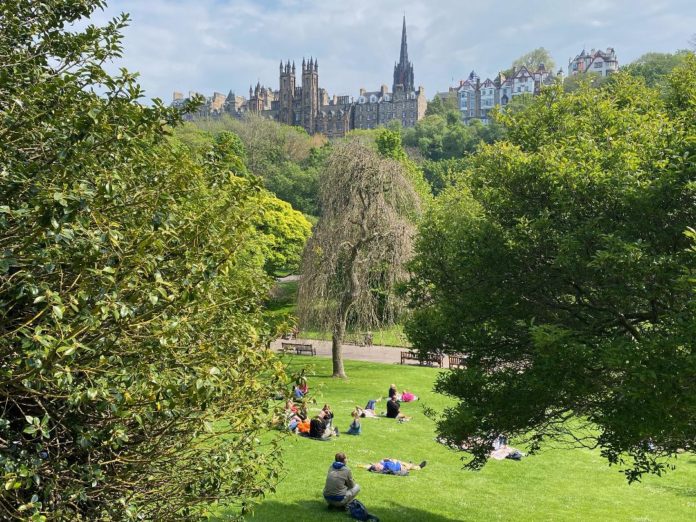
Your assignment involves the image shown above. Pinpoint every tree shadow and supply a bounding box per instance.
[235,498,467,521]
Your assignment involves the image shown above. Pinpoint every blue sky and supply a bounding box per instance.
[92,0,696,102]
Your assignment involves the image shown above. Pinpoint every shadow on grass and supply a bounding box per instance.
[228,499,465,522]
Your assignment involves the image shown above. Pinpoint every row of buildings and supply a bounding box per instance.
[172,17,426,138]
[174,35,619,133]
[444,47,619,124]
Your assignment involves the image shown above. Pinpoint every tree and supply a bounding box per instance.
[509,47,556,73]
[425,94,459,117]
[623,50,693,89]
[406,65,696,482]
[297,138,421,377]
[1,2,286,519]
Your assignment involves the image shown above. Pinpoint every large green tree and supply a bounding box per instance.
[0,2,286,519]
[406,64,696,482]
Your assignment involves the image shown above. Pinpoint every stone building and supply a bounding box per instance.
[353,17,427,130]
[457,64,562,124]
[568,48,619,77]
[171,17,425,137]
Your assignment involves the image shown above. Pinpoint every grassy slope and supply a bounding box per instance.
[213,358,696,522]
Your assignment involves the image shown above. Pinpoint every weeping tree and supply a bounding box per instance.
[297,139,421,378]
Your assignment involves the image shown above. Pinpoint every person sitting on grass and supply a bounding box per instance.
[365,458,427,474]
[346,410,362,435]
[386,396,411,421]
[323,452,360,508]
[321,403,334,428]
[309,411,339,439]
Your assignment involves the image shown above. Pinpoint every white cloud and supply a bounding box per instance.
[92,0,696,102]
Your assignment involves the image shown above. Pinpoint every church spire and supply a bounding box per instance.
[393,16,415,93]
[399,15,408,65]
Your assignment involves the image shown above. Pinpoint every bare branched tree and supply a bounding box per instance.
[297,139,421,377]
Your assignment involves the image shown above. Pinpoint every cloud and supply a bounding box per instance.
[90,0,696,102]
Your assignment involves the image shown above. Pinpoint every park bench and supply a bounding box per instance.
[448,354,467,369]
[400,350,444,368]
[281,342,316,356]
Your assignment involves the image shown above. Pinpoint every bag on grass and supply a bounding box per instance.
[347,499,380,521]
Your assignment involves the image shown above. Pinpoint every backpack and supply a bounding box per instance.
[347,499,379,521]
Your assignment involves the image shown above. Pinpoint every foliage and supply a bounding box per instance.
[178,131,313,275]
[405,66,696,482]
[254,195,312,275]
[623,50,693,89]
[402,115,503,163]
[177,116,327,217]
[425,95,459,117]
[0,2,287,519]
[563,72,611,92]
[504,47,556,76]
[297,140,421,377]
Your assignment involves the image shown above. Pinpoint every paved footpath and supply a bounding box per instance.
[270,337,451,367]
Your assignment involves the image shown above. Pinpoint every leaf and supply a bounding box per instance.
[52,305,63,319]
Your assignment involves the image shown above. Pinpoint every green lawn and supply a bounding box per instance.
[212,358,696,521]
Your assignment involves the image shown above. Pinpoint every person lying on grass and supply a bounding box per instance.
[323,452,361,507]
[355,399,381,418]
[364,458,427,474]
[386,396,411,421]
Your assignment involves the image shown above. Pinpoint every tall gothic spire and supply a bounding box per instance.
[399,15,408,65]
[393,16,415,93]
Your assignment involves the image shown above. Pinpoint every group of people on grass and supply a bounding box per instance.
[283,383,419,439]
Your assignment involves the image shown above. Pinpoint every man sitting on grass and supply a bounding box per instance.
[386,396,411,421]
[323,452,360,508]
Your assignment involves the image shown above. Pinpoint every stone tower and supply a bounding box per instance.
[302,57,319,134]
[393,16,415,93]
[279,60,295,126]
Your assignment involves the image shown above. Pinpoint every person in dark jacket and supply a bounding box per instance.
[309,411,338,439]
[386,396,411,421]
[323,452,360,507]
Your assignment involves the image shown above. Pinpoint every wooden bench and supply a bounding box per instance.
[281,342,316,356]
[448,354,467,369]
[400,351,444,368]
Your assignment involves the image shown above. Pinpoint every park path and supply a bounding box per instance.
[270,337,451,367]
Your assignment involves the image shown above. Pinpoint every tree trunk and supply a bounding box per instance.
[331,320,347,378]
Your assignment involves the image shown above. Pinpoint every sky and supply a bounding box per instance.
[89,0,696,102]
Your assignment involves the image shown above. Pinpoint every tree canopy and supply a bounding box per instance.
[509,47,556,74]
[1,1,287,519]
[406,63,696,482]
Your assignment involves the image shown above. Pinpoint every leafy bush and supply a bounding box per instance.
[1,2,286,519]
